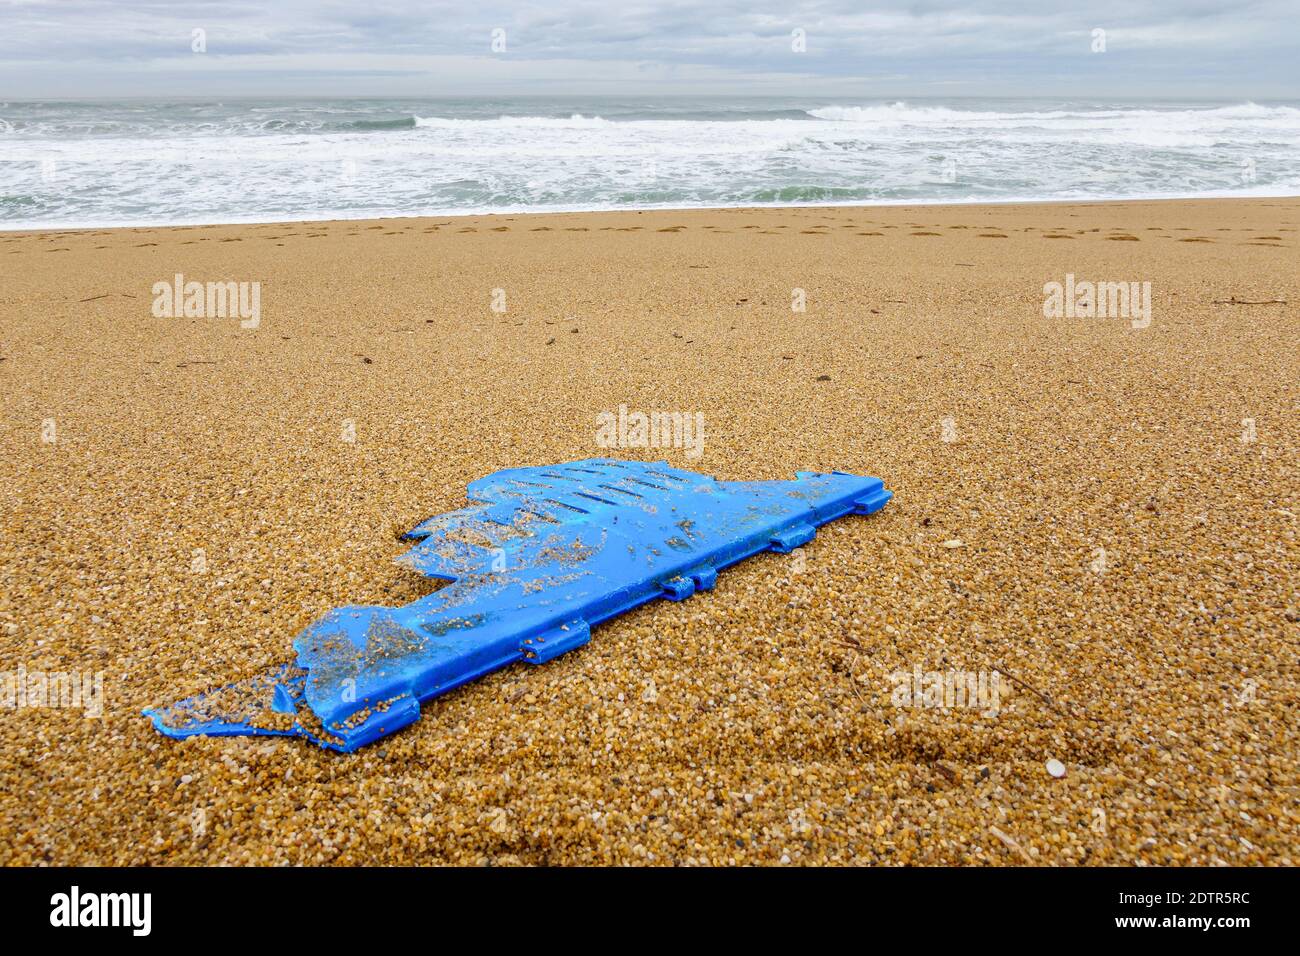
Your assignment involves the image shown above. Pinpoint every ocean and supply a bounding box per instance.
[2,97,1298,229]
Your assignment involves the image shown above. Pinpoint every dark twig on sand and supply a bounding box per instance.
[993,661,1061,712]
[78,292,137,302]
[993,660,1103,725]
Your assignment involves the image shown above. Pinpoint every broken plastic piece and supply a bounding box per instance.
[145,458,892,752]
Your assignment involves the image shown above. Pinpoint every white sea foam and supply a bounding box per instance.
[1,98,1296,229]
[414,113,614,128]
[808,101,1300,126]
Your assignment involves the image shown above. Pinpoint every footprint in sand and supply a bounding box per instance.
[1107,235,1140,241]
[1179,237,1213,242]
[491,226,510,232]
[1043,234,1074,239]
[565,227,589,232]
[458,227,476,233]
[657,226,685,233]
[800,230,826,235]
[856,231,883,236]
[911,231,941,236]
[531,227,552,231]
[978,233,1008,238]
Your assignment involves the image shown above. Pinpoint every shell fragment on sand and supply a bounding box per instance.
[145,458,893,752]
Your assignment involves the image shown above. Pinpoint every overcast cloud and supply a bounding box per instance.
[1,0,1296,98]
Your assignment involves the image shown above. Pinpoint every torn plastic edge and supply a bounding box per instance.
[144,467,893,752]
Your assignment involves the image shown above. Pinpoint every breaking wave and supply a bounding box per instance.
[1,98,1297,229]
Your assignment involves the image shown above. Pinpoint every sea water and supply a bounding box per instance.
[2,97,1297,229]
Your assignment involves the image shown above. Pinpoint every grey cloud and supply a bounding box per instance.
[0,0,1295,96]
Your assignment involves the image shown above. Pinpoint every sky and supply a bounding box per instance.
[1,0,1297,99]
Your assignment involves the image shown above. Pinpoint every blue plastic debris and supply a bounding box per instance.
[146,459,892,752]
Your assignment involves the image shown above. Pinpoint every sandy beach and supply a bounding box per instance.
[0,197,1296,865]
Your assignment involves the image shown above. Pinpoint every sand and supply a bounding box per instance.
[0,198,1296,865]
